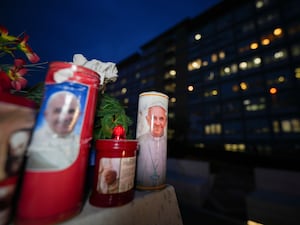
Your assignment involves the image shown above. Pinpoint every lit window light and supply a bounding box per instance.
[224,144,231,151]
[219,51,226,59]
[269,87,277,94]
[250,42,259,50]
[211,53,218,62]
[187,85,194,92]
[273,28,283,36]
[232,84,239,92]
[123,98,129,104]
[239,61,248,70]
[277,76,285,83]
[231,64,238,73]
[169,69,176,76]
[170,97,176,103]
[202,61,208,66]
[192,59,201,69]
[255,0,264,9]
[282,120,292,132]
[238,144,246,151]
[243,99,251,105]
[240,82,248,90]
[274,51,284,59]
[211,89,218,96]
[194,33,202,41]
[224,66,231,74]
[261,38,270,45]
[295,67,300,79]
[121,88,127,94]
[253,57,262,64]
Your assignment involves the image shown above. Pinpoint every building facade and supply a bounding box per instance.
[106,0,300,163]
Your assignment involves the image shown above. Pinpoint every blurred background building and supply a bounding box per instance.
[106,0,300,168]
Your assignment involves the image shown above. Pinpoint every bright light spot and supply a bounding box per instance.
[219,51,225,59]
[211,53,218,62]
[243,99,251,105]
[269,87,277,94]
[253,57,262,64]
[211,89,218,96]
[194,33,202,40]
[239,62,248,70]
[261,38,270,45]
[224,67,230,74]
[255,0,264,9]
[273,28,282,36]
[250,42,259,50]
[278,76,285,83]
[240,82,248,90]
[121,88,127,94]
[247,219,264,225]
[169,70,176,76]
[188,85,194,91]
[170,97,176,103]
[274,51,284,59]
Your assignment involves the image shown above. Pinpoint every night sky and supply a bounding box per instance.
[1,0,220,85]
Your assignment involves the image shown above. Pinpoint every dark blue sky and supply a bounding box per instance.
[1,0,220,85]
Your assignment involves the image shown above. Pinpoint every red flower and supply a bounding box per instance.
[6,59,28,91]
[0,25,47,91]
[17,34,40,63]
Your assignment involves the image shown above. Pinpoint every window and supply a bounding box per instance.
[223,121,243,138]
[245,119,270,139]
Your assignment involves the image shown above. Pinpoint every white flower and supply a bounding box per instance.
[72,54,118,86]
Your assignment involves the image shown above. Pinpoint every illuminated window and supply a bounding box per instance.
[211,53,218,63]
[243,97,266,112]
[273,120,280,133]
[273,27,283,36]
[194,33,202,41]
[274,50,286,59]
[121,88,127,94]
[240,82,248,90]
[169,70,176,76]
[250,42,259,50]
[239,61,248,70]
[255,0,264,9]
[283,119,300,133]
[187,85,194,92]
[188,59,201,71]
[269,87,277,94]
[282,120,292,132]
[205,123,222,135]
[170,97,176,103]
[295,67,300,79]
[266,71,287,86]
[204,88,219,97]
[253,57,262,65]
[164,69,177,79]
[264,49,288,64]
[204,71,216,81]
[164,83,176,93]
[261,38,270,45]
[219,51,226,59]
[224,143,246,152]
